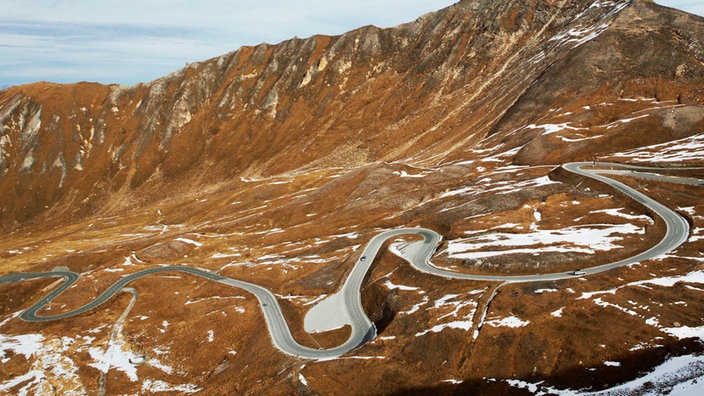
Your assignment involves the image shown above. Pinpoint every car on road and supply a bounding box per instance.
[360,256,366,261]
[572,269,587,276]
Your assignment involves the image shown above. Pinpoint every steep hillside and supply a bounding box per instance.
[1,0,701,230]
[1,0,704,394]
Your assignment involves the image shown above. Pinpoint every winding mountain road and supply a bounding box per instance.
[405,162,693,282]
[0,162,697,359]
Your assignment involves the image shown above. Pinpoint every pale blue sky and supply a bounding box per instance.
[0,1,701,88]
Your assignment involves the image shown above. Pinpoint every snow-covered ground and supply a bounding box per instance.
[388,242,487,334]
[611,132,704,163]
[576,269,704,339]
[484,315,530,329]
[504,353,704,395]
[547,0,629,49]
[141,379,201,394]
[414,291,483,337]
[445,221,645,260]
[0,331,86,396]
[0,321,199,394]
[520,267,703,395]
[440,175,559,199]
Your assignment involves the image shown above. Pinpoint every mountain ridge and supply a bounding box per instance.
[6,0,697,230]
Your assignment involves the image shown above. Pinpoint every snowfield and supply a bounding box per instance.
[446,222,644,260]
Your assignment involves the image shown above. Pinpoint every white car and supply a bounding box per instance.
[572,269,587,276]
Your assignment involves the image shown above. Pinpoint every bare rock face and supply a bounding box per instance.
[2,0,704,395]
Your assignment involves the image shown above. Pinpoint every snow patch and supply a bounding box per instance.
[88,342,139,382]
[588,208,653,223]
[446,223,643,260]
[503,354,704,395]
[528,122,582,135]
[416,293,479,335]
[440,175,559,198]
[0,333,44,363]
[628,271,704,288]
[587,354,704,395]
[400,295,429,315]
[485,315,530,328]
[0,335,86,395]
[416,320,473,336]
[661,325,704,341]
[393,170,427,178]
[211,252,242,258]
[175,237,203,247]
[577,288,619,299]
[548,0,629,49]
[534,288,559,294]
[298,373,308,386]
[0,370,47,396]
[505,379,540,394]
[551,307,565,318]
[612,132,704,163]
[141,379,201,394]
[383,280,420,291]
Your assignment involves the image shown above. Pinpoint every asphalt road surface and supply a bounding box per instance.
[0,162,697,359]
[406,162,692,282]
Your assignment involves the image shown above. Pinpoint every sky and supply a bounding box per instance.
[0,0,702,88]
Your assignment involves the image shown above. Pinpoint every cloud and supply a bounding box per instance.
[0,0,461,86]
[656,0,704,17]
[0,19,219,84]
